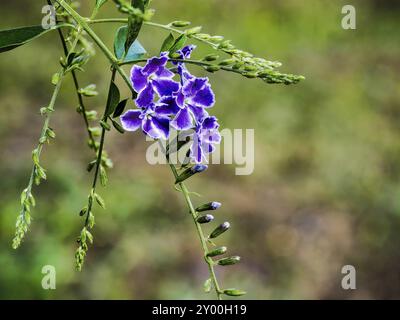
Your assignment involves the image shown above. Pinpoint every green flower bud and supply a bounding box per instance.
[196,214,214,224]
[207,246,227,257]
[209,222,230,239]
[203,54,219,61]
[196,202,221,212]
[171,21,191,27]
[217,255,240,266]
[223,288,247,296]
[205,65,220,73]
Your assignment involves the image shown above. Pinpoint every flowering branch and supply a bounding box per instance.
[167,161,225,300]
[12,68,65,249]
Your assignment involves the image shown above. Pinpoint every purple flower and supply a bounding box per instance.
[171,77,215,130]
[174,45,196,82]
[131,52,180,108]
[190,116,221,163]
[120,103,170,140]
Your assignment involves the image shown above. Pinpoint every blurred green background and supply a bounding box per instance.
[1,0,400,299]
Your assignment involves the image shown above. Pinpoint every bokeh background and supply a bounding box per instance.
[1,0,400,299]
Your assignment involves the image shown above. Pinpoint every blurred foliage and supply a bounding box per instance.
[1,0,400,299]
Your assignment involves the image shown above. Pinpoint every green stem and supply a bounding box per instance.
[168,162,223,300]
[12,69,65,249]
[88,18,220,51]
[55,0,132,92]
[52,8,97,151]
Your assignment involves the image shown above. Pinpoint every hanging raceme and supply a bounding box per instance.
[2,0,304,299]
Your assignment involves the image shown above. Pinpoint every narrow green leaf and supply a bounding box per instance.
[104,81,120,118]
[160,33,175,53]
[110,118,125,133]
[169,34,187,54]
[125,0,145,52]
[113,99,128,118]
[114,26,146,61]
[96,0,108,9]
[0,24,68,53]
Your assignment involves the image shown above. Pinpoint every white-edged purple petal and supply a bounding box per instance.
[152,79,180,97]
[142,54,169,75]
[171,107,193,131]
[190,83,215,108]
[142,116,169,140]
[188,104,209,123]
[203,130,221,144]
[156,96,180,116]
[135,84,155,108]
[130,66,147,92]
[190,136,206,163]
[120,109,142,132]
[183,77,207,97]
[201,116,219,130]
[155,67,175,79]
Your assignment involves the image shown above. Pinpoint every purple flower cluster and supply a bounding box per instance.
[121,46,221,163]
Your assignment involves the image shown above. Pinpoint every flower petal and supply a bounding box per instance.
[171,107,193,130]
[130,66,147,92]
[188,104,209,123]
[142,116,169,140]
[142,54,168,75]
[120,109,142,132]
[156,96,180,116]
[203,130,221,144]
[152,79,180,97]
[190,83,215,108]
[155,67,174,79]
[201,116,219,130]
[135,84,154,108]
[190,135,205,163]
[183,77,207,97]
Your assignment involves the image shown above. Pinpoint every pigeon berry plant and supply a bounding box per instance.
[2,0,304,299]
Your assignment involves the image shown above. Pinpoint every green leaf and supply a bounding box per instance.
[125,0,145,52]
[169,34,187,54]
[110,118,125,134]
[0,25,67,53]
[96,0,108,9]
[113,98,128,118]
[114,26,146,61]
[160,33,175,53]
[203,278,212,293]
[104,81,120,118]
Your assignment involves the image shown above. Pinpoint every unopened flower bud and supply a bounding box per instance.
[207,246,227,257]
[223,288,247,296]
[209,222,230,239]
[196,202,221,212]
[203,54,219,61]
[217,255,240,266]
[171,21,191,27]
[175,164,208,183]
[196,214,214,224]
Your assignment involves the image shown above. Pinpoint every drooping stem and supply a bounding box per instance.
[51,4,97,151]
[12,68,66,249]
[55,0,133,91]
[167,157,223,300]
[75,68,117,270]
